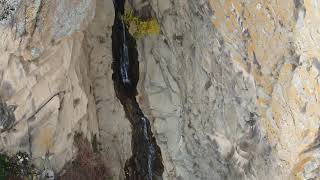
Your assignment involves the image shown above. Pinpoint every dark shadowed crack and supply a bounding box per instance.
[111,0,164,179]
[0,101,16,131]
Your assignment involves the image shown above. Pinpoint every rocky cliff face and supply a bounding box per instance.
[0,0,319,179]
[0,0,98,173]
[126,0,320,179]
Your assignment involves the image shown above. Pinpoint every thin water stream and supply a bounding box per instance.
[111,1,164,179]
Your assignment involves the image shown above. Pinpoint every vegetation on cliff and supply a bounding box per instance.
[122,9,160,38]
[0,152,36,180]
[59,133,110,180]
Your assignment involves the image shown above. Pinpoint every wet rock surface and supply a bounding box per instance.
[111,0,164,179]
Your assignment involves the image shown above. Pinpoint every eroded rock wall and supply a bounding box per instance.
[0,0,98,172]
[208,1,320,179]
[1,0,320,179]
[84,0,131,179]
[133,0,276,179]
[129,0,320,179]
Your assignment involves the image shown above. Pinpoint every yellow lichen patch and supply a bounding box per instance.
[122,9,160,39]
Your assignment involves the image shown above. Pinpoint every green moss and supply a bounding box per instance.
[122,9,160,39]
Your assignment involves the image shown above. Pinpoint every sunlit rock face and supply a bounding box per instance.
[0,0,98,172]
[0,0,320,179]
[207,1,320,179]
[129,0,320,179]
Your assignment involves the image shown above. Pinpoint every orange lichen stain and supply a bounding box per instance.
[36,128,54,152]
[290,156,313,179]
[209,0,243,33]
[207,0,303,152]
[209,0,224,29]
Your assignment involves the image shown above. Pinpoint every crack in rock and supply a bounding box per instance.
[111,0,164,179]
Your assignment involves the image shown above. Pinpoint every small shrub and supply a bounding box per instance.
[59,133,110,180]
[122,9,160,38]
[0,152,37,180]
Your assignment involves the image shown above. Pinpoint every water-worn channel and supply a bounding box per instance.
[111,0,164,179]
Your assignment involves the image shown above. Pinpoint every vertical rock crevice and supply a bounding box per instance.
[111,0,164,179]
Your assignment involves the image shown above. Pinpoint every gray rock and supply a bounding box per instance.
[41,169,55,180]
[0,0,21,25]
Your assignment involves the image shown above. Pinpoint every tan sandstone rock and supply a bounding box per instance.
[1,0,320,179]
